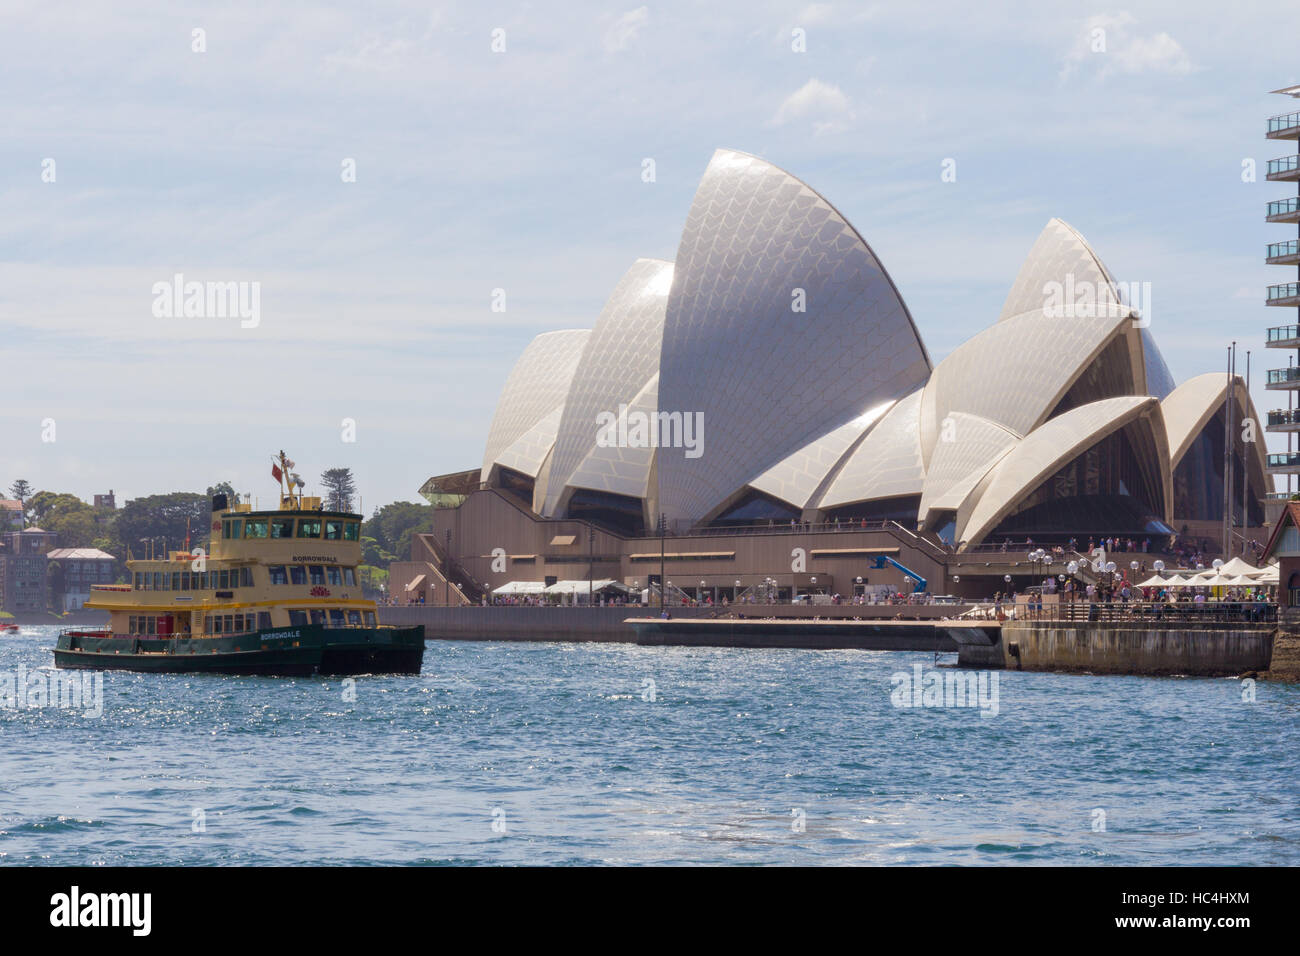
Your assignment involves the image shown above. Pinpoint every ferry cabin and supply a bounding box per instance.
[84,497,378,638]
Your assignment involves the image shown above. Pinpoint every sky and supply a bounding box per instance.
[2,0,1299,511]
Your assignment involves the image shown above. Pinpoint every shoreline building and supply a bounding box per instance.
[400,149,1267,601]
[0,527,57,615]
[1266,85,1300,521]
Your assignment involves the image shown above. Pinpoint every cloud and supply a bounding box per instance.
[771,78,854,134]
[603,7,649,53]
[1061,13,1193,81]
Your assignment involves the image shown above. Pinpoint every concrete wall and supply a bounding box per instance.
[992,621,1273,676]
[379,605,711,642]
[415,488,951,600]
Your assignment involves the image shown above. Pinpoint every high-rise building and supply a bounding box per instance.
[1265,86,1300,513]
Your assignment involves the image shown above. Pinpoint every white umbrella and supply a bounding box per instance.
[1219,557,1263,578]
[1137,574,1167,587]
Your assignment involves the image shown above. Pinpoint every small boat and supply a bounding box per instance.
[53,452,424,676]
[0,623,19,632]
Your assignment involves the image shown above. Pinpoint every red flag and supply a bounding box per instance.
[271,464,283,483]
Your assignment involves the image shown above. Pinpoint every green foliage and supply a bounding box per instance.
[25,492,101,550]
[115,492,211,558]
[206,482,237,503]
[321,468,357,512]
[361,502,433,567]
[8,479,32,507]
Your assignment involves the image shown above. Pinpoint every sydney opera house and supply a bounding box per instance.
[397,149,1269,602]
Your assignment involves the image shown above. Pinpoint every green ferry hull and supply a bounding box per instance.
[53,624,424,676]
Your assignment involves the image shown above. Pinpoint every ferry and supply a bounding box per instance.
[53,453,424,675]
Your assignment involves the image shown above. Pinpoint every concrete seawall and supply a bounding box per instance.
[628,617,995,651]
[975,622,1275,676]
[377,604,970,644]
[378,605,715,643]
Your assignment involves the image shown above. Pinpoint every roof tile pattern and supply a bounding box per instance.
[655,149,931,526]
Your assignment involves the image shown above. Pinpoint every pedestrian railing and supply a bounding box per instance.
[1012,601,1276,625]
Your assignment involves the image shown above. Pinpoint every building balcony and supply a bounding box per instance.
[1268,452,1300,472]
[1266,197,1300,223]
[1267,239,1300,266]
[1267,324,1300,347]
[1268,110,1300,140]
[1269,154,1300,181]
[1267,366,1300,389]
[1268,409,1300,431]
[1267,283,1300,307]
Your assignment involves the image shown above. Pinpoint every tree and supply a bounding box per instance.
[9,479,32,506]
[362,502,433,565]
[26,492,100,549]
[206,482,238,504]
[115,493,211,559]
[321,468,357,512]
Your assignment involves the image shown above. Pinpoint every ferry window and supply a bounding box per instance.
[152,572,161,590]
[223,520,242,539]
[269,565,288,585]
[309,609,326,626]
[309,565,326,586]
[203,616,211,633]
[364,612,376,627]
[257,612,272,630]
[218,570,230,589]
[347,610,362,626]
[171,572,180,591]
[212,616,222,634]
[324,520,343,540]
[327,567,342,586]
[343,521,360,541]
[297,519,322,538]
[289,610,308,626]
[133,573,141,590]
[161,573,171,591]
[241,567,253,587]
[270,517,294,539]
[128,615,137,634]
[328,609,345,627]
[180,572,190,590]
[290,565,307,586]
[343,568,356,586]
[146,617,157,635]
[244,519,268,539]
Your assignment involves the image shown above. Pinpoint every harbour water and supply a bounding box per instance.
[1,625,1297,866]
